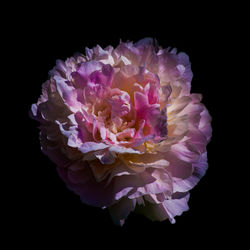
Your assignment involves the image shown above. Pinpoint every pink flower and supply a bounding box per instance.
[31,38,212,225]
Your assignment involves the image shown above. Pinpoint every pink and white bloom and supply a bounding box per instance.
[31,38,212,225]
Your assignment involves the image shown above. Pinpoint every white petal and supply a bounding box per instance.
[78,142,109,153]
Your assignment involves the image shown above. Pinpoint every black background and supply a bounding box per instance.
[9,3,238,248]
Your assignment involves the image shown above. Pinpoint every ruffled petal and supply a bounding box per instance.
[173,152,208,192]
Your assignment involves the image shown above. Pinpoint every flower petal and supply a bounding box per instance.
[109,198,136,226]
[78,142,109,153]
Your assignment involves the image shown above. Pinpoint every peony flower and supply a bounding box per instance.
[30,38,212,225]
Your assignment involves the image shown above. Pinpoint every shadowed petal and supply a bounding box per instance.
[109,198,136,226]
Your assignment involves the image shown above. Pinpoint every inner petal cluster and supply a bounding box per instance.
[68,61,169,151]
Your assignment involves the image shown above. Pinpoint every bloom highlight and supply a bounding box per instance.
[31,38,212,225]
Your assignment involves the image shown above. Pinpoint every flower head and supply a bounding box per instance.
[31,38,212,225]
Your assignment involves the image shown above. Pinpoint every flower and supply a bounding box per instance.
[30,38,212,225]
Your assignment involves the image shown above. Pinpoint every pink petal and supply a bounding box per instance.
[173,152,208,192]
[199,109,212,141]
[134,91,148,112]
[144,83,159,105]
[164,151,193,179]
[162,193,190,224]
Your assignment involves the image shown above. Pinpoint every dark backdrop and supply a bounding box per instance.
[10,3,235,248]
